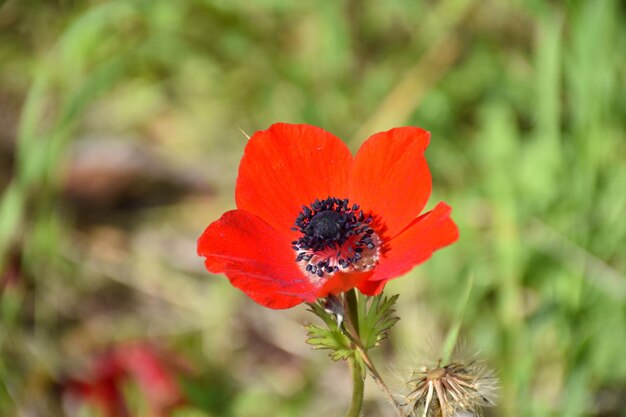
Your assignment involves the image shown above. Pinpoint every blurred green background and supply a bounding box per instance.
[1,0,625,416]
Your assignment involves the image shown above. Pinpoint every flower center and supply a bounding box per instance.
[307,210,346,248]
[291,197,380,279]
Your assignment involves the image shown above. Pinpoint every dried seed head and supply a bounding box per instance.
[402,359,498,417]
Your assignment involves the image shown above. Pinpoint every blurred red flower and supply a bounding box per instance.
[198,123,459,309]
[63,343,184,417]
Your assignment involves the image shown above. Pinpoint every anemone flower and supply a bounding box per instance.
[63,343,184,417]
[198,123,459,309]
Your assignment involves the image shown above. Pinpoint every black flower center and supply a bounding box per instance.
[291,197,379,278]
[307,210,346,245]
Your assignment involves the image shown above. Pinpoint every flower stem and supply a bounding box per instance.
[343,290,404,417]
[346,357,365,417]
[356,346,405,417]
[345,289,360,336]
[344,289,364,417]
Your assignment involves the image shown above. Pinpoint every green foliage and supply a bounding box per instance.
[356,293,400,351]
[305,293,400,381]
[305,301,354,362]
[304,323,354,362]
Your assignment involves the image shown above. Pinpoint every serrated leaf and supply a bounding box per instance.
[305,323,354,361]
[307,301,341,330]
[305,300,355,361]
[357,293,400,350]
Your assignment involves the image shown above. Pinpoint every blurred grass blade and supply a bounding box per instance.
[441,275,473,364]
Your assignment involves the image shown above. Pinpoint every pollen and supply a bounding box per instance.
[291,197,380,279]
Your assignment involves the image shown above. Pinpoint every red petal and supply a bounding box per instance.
[65,377,128,417]
[316,271,373,297]
[236,123,353,238]
[116,344,183,412]
[356,278,386,296]
[350,127,431,238]
[361,202,459,294]
[197,209,317,309]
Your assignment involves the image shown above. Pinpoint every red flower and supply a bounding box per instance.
[63,343,185,417]
[198,124,459,309]
[64,351,128,417]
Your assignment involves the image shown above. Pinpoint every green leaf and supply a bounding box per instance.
[357,293,400,350]
[305,300,355,362]
[304,323,354,361]
[307,300,341,329]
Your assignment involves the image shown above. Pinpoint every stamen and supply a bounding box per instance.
[292,197,381,279]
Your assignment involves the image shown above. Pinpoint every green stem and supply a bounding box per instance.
[346,357,365,417]
[356,346,405,417]
[344,289,364,417]
[343,290,404,417]
[345,289,360,336]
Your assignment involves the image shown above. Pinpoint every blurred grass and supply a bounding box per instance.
[1,0,625,416]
